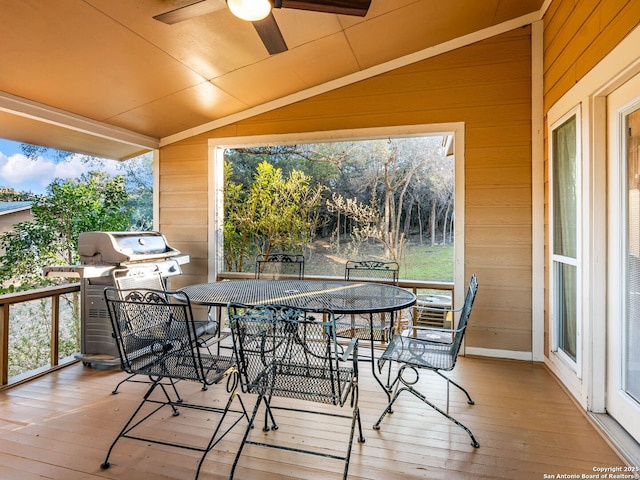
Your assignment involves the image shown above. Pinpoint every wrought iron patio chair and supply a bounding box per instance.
[338,260,401,396]
[110,271,220,394]
[344,260,400,284]
[339,260,400,341]
[100,287,249,480]
[255,253,305,279]
[373,274,480,448]
[227,303,364,480]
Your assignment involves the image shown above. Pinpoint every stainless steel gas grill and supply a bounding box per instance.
[43,231,190,367]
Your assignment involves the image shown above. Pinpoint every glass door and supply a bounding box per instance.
[607,72,640,442]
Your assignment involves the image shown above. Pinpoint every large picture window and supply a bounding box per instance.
[221,136,454,280]
[209,123,466,311]
[551,112,580,367]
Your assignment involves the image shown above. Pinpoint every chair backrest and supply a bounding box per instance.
[450,274,479,358]
[344,260,399,285]
[255,253,305,279]
[104,287,208,383]
[228,303,347,406]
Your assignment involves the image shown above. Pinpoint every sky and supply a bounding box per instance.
[0,138,123,195]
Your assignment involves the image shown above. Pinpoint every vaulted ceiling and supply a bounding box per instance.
[0,0,544,159]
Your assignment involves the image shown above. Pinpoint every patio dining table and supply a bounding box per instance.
[181,279,416,400]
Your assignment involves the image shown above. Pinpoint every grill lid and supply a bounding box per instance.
[78,231,180,265]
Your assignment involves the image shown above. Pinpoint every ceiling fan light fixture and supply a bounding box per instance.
[227,0,272,21]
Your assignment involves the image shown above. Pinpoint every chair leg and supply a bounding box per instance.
[194,378,248,479]
[111,372,137,394]
[435,370,475,405]
[230,393,265,479]
[112,374,183,403]
[168,377,183,402]
[103,373,248,479]
[373,366,479,448]
[101,380,168,470]
[372,385,401,431]
[353,385,365,443]
[231,390,363,480]
[262,395,278,431]
[342,386,365,480]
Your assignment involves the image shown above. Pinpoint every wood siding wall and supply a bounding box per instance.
[542,0,640,356]
[158,140,209,288]
[160,28,533,354]
[543,0,640,113]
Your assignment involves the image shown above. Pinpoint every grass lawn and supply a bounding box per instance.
[304,236,453,282]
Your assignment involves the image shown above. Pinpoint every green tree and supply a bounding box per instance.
[224,161,326,271]
[117,153,153,230]
[20,142,153,231]
[225,145,340,190]
[223,161,247,271]
[0,171,131,290]
[0,172,131,377]
[326,137,448,262]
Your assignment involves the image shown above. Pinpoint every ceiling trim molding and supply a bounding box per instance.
[539,0,552,18]
[160,11,540,147]
[0,91,159,149]
[206,122,460,148]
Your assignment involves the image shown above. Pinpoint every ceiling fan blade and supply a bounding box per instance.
[279,0,371,17]
[153,0,224,24]
[253,13,288,55]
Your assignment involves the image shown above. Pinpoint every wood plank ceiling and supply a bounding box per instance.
[0,0,543,159]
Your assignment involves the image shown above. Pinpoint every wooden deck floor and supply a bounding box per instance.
[0,355,627,480]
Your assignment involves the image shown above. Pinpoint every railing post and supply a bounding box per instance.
[1,303,9,386]
[51,294,60,367]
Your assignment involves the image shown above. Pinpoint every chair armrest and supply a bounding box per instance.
[339,338,358,362]
[413,303,463,315]
[406,324,458,334]
[401,324,466,345]
[340,338,358,377]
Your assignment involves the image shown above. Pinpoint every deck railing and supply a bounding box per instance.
[0,275,453,389]
[0,283,81,388]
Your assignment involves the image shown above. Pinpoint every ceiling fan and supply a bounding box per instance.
[153,0,372,55]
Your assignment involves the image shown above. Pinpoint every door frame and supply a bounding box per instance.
[606,75,640,442]
[545,24,640,412]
